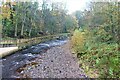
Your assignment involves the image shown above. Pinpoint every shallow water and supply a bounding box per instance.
[1,39,67,78]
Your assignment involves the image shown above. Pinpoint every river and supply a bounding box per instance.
[0,39,67,78]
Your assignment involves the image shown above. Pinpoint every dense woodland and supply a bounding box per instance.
[0,0,120,78]
[0,0,77,39]
[71,2,120,78]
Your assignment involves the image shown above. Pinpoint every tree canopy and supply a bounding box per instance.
[1,0,77,38]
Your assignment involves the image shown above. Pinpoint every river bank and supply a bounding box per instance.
[1,39,87,78]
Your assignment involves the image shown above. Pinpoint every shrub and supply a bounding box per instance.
[71,28,120,78]
[71,29,86,53]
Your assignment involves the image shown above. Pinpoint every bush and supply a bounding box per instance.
[71,29,86,54]
[71,28,120,78]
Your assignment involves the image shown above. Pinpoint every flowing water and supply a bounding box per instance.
[0,39,67,78]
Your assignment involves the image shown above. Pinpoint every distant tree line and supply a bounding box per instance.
[74,2,120,44]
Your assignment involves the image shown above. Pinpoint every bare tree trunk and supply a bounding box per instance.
[0,18,2,40]
[21,15,25,37]
[29,27,32,37]
[29,18,33,37]
[0,22,2,40]
[14,19,17,37]
[118,2,120,46]
[0,4,2,41]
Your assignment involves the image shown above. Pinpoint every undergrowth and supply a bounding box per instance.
[71,28,120,78]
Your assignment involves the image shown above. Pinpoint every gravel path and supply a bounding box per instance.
[19,42,87,78]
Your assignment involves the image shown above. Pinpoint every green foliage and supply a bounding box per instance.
[2,1,75,38]
[71,28,120,78]
[71,29,86,53]
[74,2,120,43]
[72,2,120,78]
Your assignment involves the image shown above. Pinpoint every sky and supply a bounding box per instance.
[38,0,91,14]
[52,0,91,13]
[0,0,91,14]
